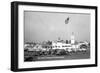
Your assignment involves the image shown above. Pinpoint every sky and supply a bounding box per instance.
[24,11,90,43]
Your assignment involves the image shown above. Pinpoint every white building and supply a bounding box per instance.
[52,32,79,52]
[52,41,72,51]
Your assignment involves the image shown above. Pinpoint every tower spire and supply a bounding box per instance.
[71,32,75,44]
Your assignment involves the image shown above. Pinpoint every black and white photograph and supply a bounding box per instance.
[11,1,97,71]
[24,11,90,62]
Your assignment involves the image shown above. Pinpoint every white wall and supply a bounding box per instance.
[0,0,99,73]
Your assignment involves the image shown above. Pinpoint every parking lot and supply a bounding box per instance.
[24,49,90,62]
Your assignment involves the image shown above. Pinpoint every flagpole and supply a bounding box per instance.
[65,17,69,43]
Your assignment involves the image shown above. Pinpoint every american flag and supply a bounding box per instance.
[65,17,69,24]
